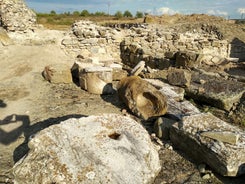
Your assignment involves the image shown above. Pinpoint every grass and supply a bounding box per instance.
[36,14,144,30]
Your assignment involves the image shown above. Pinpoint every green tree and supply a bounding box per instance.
[73,11,80,16]
[135,11,143,18]
[80,9,90,17]
[114,11,123,19]
[123,10,133,17]
[50,10,56,15]
[94,11,106,16]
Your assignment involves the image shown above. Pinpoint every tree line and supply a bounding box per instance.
[38,9,144,19]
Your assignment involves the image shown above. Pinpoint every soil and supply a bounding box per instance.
[1,15,245,183]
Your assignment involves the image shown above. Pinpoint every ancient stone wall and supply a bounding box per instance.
[0,0,36,32]
[61,21,124,63]
[62,21,232,68]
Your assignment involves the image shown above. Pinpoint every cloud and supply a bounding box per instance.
[207,10,228,17]
[237,8,245,14]
[156,7,177,15]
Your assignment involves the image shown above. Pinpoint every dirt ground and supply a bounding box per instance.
[0,20,245,183]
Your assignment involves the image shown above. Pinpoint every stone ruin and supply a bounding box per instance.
[0,0,36,32]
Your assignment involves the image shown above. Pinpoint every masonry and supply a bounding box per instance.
[61,21,234,69]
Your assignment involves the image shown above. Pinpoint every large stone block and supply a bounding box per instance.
[167,68,192,88]
[117,76,168,120]
[13,114,161,184]
[169,113,245,177]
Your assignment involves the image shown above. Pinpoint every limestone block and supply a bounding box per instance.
[13,114,161,184]
[169,113,245,176]
[42,64,72,84]
[175,51,198,68]
[117,76,168,120]
[79,66,114,95]
[167,68,192,88]
[186,73,245,111]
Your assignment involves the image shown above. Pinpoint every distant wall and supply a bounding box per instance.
[62,21,234,68]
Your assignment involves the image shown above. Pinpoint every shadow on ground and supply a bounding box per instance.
[13,114,86,163]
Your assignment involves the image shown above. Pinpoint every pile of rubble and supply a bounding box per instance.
[0,0,36,32]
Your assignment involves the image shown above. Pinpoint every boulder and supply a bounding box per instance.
[13,114,161,184]
[117,76,168,120]
[42,64,73,84]
[169,113,245,177]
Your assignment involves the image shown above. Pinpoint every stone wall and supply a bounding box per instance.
[0,0,36,32]
[62,21,233,68]
[61,21,124,63]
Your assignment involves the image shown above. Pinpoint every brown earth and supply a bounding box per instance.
[1,14,245,183]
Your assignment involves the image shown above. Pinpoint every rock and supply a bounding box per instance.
[167,68,192,88]
[0,28,13,46]
[175,51,198,68]
[13,114,161,184]
[187,73,245,111]
[79,66,114,95]
[0,0,36,32]
[154,117,176,140]
[130,60,145,76]
[117,76,168,120]
[42,64,73,84]
[169,113,245,176]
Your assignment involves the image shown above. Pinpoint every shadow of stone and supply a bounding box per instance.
[0,99,7,108]
[13,114,86,163]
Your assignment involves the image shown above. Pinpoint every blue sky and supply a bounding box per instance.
[25,0,245,19]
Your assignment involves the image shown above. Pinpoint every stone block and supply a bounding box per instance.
[169,113,245,176]
[42,64,73,84]
[117,76,168,120]
[13,114,161,184]
[167,68,192,88]
[79,66,114,95]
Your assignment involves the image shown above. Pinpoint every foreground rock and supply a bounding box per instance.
[118,76,168,120]
[13,114,160,184]
[169,113,245,177]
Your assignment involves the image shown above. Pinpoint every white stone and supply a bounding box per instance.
[13,114,161,184]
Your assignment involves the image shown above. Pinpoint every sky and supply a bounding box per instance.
[25,0,245,19]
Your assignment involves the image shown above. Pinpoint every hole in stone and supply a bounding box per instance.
[108,132,121,140]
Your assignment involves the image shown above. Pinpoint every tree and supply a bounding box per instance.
[94,11,107,16]
[135,11,143,18]
[114,11,123,19]
[73,11,80,16]
[123,10,133,18]
[80,9,90,17]
[50,10,56,15]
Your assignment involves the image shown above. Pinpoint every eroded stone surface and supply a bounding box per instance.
[13,114,161,184]
[170,113,245,176]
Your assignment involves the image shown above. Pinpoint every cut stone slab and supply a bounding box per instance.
[187,73,245,111]
[13,114,161,184]
[42,64,73,84]
[169,113,245,177]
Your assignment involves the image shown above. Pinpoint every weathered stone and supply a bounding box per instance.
[167,68,192,87]
[175,51,198,68]
[117,76,168,120]
[0,0,36,32]
[200,131,239,145]
[0,28,13,46]
[13,114,161,184]
[169,113,245,176]
[130,60,145,76]
[42,64,73,84]
[79,66,114,95]
[187,73,245,111]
